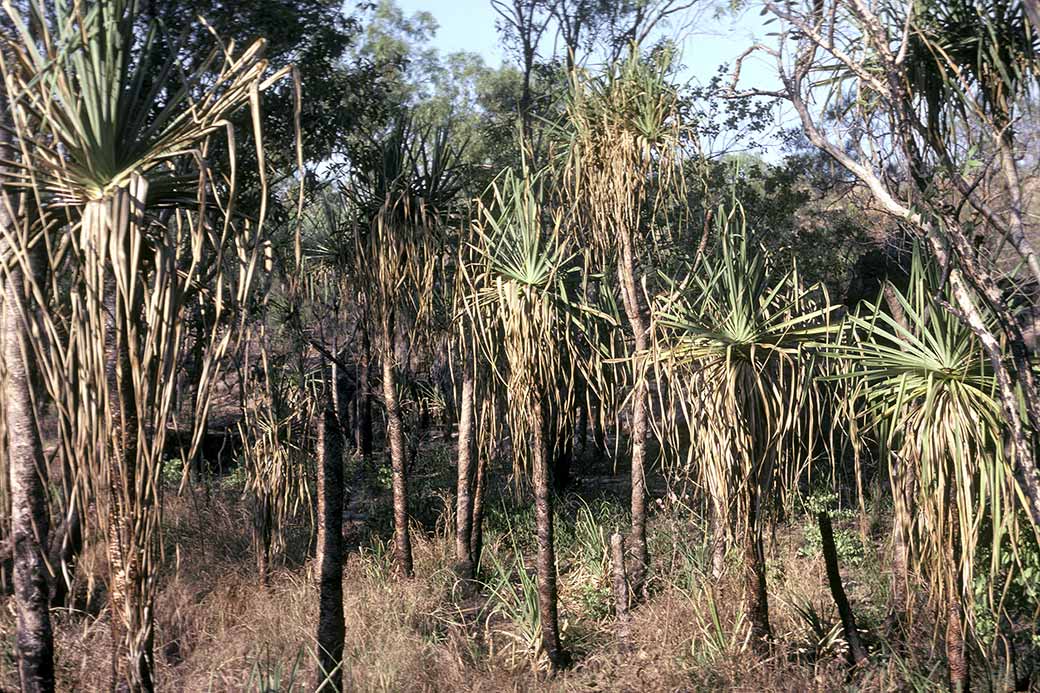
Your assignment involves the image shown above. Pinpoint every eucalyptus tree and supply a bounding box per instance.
[741,0,1040,532]
[0,0,288,688]
[491,0,556,145]
[349,117,463,577]
[828,249,1019,691]
[652,207,837,648]
[462,167,583,670]
[561,49,685,593]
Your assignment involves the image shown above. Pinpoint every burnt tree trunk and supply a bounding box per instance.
[817,511,868,667]
[381,314,413,577]
[744,487,771,652]
[315,367,345,692]
[531,402,566,670]
[590,394,607,458]
[551,416,573,493]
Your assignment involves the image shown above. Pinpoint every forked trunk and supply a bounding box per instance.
[381,316,413,577]
[531,402,566,670]
[454,368,476,580]
[316,367,345,692]
[4,238,56,693]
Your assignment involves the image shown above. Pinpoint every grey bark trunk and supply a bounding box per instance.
[469,436,488,570]
[617,235,649,596]
[610,532,631,648]
[454,368,476,580]
[888,453,913,634]
[5,247,56,693]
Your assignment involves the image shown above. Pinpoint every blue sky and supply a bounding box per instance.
[394,1,781,92]
[393,1,790,154]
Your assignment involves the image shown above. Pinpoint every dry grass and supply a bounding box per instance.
[0,460,953,692]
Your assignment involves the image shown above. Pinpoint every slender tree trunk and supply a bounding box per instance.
[617,236,649,595]
[356,320,373,460]
[469,439,488,572]
[454,367,476,580]
[381,315,412,577]
[531,401,566,670]
[744,486,771,651]
[4,242,56,693]
[315,367,345,692]
[253,494,273,586]
[817,511,868,667]
[995,128,1040,288]
[610,532,631,648]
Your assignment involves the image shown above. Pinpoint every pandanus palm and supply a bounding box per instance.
[0,1,286,688]
[827,248,1019,691]
[462,167,582,670]
[349,116,463,577]
[652,206,836,648]
[561,48,685,593]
